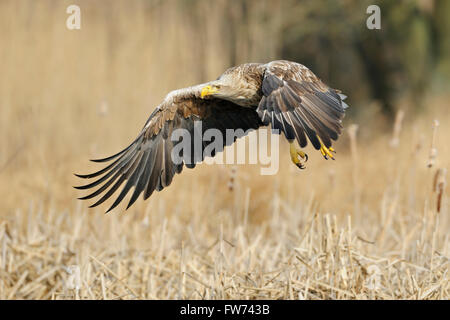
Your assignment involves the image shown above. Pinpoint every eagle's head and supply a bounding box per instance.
[200,72,260,107]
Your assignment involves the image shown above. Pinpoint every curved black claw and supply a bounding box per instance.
[295,163,306,170]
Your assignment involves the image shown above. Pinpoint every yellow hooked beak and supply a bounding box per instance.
[201,85,219,98]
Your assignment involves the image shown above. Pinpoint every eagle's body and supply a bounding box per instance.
[76,60,348,212]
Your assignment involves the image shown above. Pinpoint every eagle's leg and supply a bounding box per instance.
[317,136,336,160]
[289,141,308,169]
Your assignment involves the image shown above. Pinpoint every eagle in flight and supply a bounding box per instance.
[76,60,348,212]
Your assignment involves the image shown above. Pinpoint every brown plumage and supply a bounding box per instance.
[75,60,348,212]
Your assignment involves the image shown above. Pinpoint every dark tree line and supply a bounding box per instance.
[279,0,450,116]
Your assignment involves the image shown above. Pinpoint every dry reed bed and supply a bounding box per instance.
[0,182,448,299]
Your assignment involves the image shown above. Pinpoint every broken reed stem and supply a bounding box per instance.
[347,124,360,218]
[389,109,405,148]
[427,120,439,168]
[433,168,447,214]
[179,240,186,300]
[228,166,237,191]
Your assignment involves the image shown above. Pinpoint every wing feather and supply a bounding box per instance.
[256,61,348,149]
[88,150,143,208]
[105,150,148,213]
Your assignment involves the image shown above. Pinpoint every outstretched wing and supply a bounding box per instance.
[257,60,348,149]
[75,87,262,212]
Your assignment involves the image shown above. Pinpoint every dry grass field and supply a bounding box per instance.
[0,1,448,299]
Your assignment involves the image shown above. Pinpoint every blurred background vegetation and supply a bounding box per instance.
[278,0,450,117]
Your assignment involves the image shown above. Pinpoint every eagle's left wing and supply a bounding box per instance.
[257,60,348,150]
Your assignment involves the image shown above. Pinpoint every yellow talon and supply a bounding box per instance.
[290,141,308,169]
[317,136,336,160]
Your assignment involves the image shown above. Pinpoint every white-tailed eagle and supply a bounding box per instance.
[75,60,349,212]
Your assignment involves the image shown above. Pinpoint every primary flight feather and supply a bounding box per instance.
[75,60,349,212]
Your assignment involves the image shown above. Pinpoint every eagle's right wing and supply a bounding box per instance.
[75,87,262,212]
